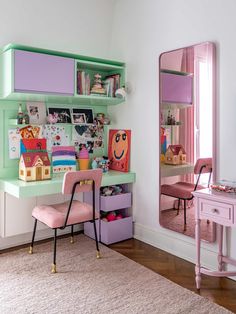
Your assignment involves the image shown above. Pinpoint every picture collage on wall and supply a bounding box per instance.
[8,105,105,159]
[72,124,104,154]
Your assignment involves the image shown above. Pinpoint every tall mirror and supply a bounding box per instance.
[159,42,216,241]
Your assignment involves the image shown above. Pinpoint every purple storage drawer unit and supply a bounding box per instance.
[161,72,193,104]
[14,50,75,95]
[84,220,100,241]
[100,216,133,245]
[100,192,132,212]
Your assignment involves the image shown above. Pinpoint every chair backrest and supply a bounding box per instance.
[194,158,212,175]
[62,169,103,195]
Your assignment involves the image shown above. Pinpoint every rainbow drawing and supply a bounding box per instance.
[52,146,76,173]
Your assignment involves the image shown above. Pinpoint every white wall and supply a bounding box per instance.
[109,0,236,266]
[0,0,115,58]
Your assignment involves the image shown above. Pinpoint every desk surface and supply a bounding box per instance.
[193,188,236,203]
[0,170,136,198]
[160,163,194,177]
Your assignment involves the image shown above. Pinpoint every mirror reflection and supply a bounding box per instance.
[159,42,215,241]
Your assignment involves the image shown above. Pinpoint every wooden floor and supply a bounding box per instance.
[109,238,236,313]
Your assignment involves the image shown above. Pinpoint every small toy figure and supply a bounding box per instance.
[22,113,30,124]
[17,104,24,124]
[90,73,106,95]
[95,113,111,125]
[92,156,110,173]
[101,185,123,196]
[102,187,113,196]
[92,158,98,169]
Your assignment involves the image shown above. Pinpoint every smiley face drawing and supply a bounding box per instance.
[111,130,129,160]
[108,129,131,172]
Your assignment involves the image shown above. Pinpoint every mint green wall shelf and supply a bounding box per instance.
[0,93,125,106]
[0,44,126,106]
[0,171,136,198]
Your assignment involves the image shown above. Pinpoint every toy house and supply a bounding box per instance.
[164,144,186,165]
[19,152,51,182]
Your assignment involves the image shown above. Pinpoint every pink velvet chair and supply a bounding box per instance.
[161,158,212,230]
[29,169,103,273]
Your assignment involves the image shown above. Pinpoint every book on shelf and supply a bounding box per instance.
[104,74,121,97]
[77,71,90,95]
[210,180,236,193]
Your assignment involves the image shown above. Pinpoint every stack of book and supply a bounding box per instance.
[211,180,236,193]
[103,74,120,97]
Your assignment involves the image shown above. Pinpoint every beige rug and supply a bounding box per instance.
[0,235,231,314]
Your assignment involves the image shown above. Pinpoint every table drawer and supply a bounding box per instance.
[199,198,233,224]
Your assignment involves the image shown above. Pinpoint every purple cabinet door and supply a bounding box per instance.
[14,50,75,95]
[161,72,193,104]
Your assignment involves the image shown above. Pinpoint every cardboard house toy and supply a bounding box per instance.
[165,144,186,165]
[19,152,51,182]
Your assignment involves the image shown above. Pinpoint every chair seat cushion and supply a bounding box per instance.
[32,200,99,229]
[161,182,205,199]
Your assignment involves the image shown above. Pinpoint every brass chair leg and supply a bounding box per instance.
[29,219,38,255]
[70,225,74,243]
[96,250,101,259]
[51,263,57,273]
[52,228,57,273]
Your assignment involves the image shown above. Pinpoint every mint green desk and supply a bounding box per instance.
[0,170,136,198]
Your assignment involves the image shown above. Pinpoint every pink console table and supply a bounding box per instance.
[192,188,236,289]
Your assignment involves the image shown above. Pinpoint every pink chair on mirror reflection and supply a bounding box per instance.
[29,169,103,273]
[161,158,212,230]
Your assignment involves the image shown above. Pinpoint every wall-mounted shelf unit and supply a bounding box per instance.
[0,44,126,106]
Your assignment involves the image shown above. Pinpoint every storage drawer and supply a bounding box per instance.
[100,193,132,212]
[199,198,233,225]
[100,216,133,245]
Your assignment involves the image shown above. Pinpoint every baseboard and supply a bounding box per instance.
[134,222,219,270]
[0,225,83,250]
